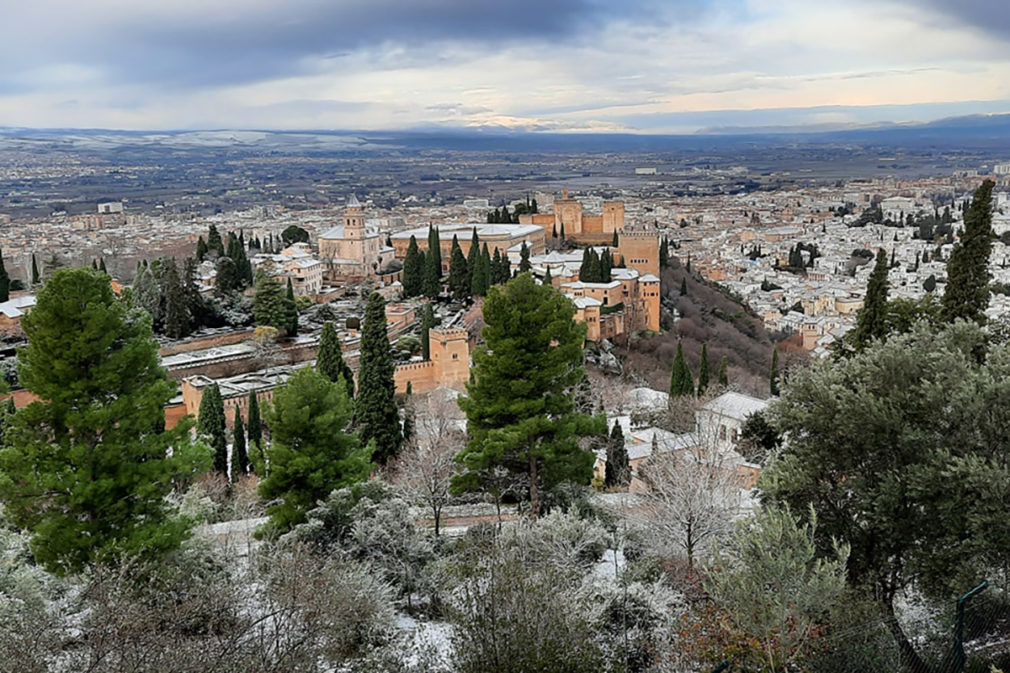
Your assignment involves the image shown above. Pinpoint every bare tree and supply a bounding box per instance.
[634,426,746,571]
[391,392,465,537]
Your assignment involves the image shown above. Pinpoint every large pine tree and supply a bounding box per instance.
[942,179,995,325]
[0,268,199,573]
[356,292,402,463]
[452,273,604,517]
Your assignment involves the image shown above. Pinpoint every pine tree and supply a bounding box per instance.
[669,341,695,397]
[604,422,630,488]
[849,248,890,352]
[357,292,402,463]
[420,303,437,360]
[942,179,995,325]
[448,236,469,300]
[697,343,710,395]
[232,408,249,481]
[770,347,780,396]
[30,254,39,286]
[519,242,532,272]
[247,391,263,474]
[317,321,354,399]
[402,235,423,297]
[718,356,729,387]
[198,384,227,474]
[0,268,198,573]
[452,274,603,517]
[0,247,10,302]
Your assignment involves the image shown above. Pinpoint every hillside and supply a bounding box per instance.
[620,258,805,397]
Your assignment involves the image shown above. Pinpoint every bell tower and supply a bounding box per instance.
[344,194,364,240]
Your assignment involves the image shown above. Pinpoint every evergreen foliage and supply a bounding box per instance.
[669,341,695,397]
[206,224,225,257]
[284,278,299,336]
[195,236,208,261]
[246,391,263,474]
[30,254,39,286]
[453,273,604,516]
[402,235,423,297]
[231,408,248,480]
[317,321,355,399]
[252,268,288,333]
[161,258,191,340]
[519,242,532,273]
[0,247,10,302]
[356,292,402,463]
[281,225,309,246]
[604,422,630,488]
[197,384,227,474]
[770,347,780,396]
[422,233,441,299]
[942,179,995,325]
[258,367,370,533]
[448,236,469,300]
[697,343,710,395]
[848,248,890,352]
[471,242,490,296]
[718,355,729,387]
[420,303,437,361]
[427,225,442,279]
[0,268,201,574]
[466,230,481,292]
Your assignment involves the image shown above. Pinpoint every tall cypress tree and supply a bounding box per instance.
[604,421,630,488]
[197,384,227,475]
[162,258,191,339]
[207,224,225,257]
[697,343,710,396]
[942,179,995,325]
[31,254,40,286]
[519,242,532,273]
[420,303,437,361]
[669,341,695,397]
[466,229,481,291]
[196,236,208,261]
[284,278,299,336]
[357,292,402,463]
[422,235,441,299]
[849,248,890,352]
[318,321,354,399]
[0,247,10,302]
[402,235,423,297]
[718,355,729,387]
[232,408,248,481]
[247,391,263,474]
[427,225,442,278]
[448,236,469,300]
[252,268,286,330]
[770,347,780,397]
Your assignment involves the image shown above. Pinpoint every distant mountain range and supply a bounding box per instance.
[3,112,1010,154]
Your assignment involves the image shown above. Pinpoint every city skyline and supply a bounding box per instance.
[2,0,1009,132]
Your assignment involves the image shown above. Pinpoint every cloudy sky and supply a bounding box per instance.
[2,0,1009,133]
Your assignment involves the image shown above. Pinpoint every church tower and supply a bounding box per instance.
[344,194,364,241]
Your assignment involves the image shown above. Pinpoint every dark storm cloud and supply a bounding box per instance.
[3,0,670,90]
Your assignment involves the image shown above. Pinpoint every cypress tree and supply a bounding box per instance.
[942,179,995,325]
[420,303,437,361]
[247,391,263,474]
[466,229,481,291]
[357,292,402,463]
[471,242,490,296]
[481,243,492,290]
[422,236,441,299]
[669,341,695,397]
[560,222,566,242]
[402,235,423,297]
[491,248,505,285]
[552,223,558,238]
[718,355,729,387]
[31,254,39,286]
[543,265,553,287]
[448,236,469,300]
[252,267,287,331]
[612,230,619,247]
[659,239,670,268]
[197,384,227,474]
[604,421,630,488]
[850,248,890,352]
[519,242,532,273]
[99,258,107,274]
[0,247,10,302]
[697,343,710,395]
[600,248,612,281]
[427,225,442,278]
[91,259,98,271]
[770,347,780,396]
[680,277,688,296]
[232,408,248,481]
[207,224,225,256]
[196,236,208,261]
[317,321,354,399]
[162,258,191,339]
[284,278,299,336]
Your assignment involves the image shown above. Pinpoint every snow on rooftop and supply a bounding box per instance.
[701,391,769,420]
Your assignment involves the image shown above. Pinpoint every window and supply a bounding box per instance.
[452,353,458,360]
[719,425,726,440]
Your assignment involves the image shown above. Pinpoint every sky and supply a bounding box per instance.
[2,0,1010,133]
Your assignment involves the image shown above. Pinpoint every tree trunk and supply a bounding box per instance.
[883,598,931,673]
[529,454,539,521]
